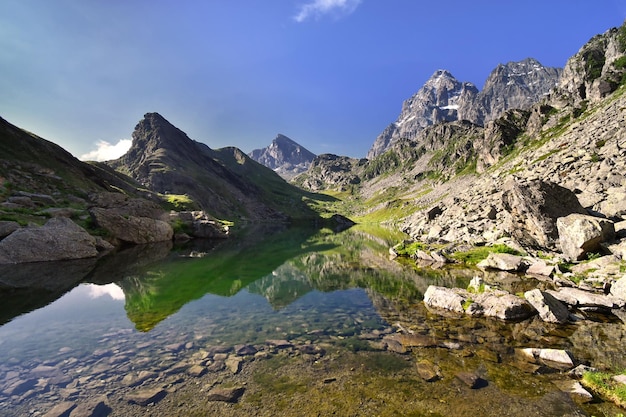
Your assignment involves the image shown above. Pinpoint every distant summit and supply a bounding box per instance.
[249,134,316,180]
[367,58,562,158]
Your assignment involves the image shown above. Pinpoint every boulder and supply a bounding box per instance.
[0,217,98,264]
[90,192,167,220]
[423,286,466,314]
[549,287,625,310]
[524,289,570,324]
[516,348,575,369]
[557,213,615,261]
[476,252,525,271]
[169,211,228,239]
[501,179,586,250]
[526,260,555,277]
[473,291,536,321]
[424,285,535,321]
[90,207,173,244]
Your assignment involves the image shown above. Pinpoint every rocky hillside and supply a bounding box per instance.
[367,58,561,159]
[249,134,316,180]
[296,21,626,262]
[108,113,317,222]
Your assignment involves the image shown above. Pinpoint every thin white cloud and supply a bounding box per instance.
[294,0,362,22]
[80,139,132,161]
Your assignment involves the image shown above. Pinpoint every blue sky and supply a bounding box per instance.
[1,1,625,160]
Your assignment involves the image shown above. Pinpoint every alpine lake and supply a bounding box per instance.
[0,224,624,417]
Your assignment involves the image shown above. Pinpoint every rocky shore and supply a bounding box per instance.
[0,191,228,265]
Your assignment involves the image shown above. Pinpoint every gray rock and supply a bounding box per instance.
[169,210,229,239]
[416,359,441,382]
[206,386,245,403]
[517,348,575,369]
[524,289,570,324]
[0,217,98,264]
[90,207,173,244]
[0,220,20,238]
[127,388,167,406]
[266,339,293,349]
[473,291,536,321]
[456,372,487,389]
[43,401,76,417]
[476,252,525,271]
[552,380,593,403]
[612,374,626,385]
[526,260,555,277]
[68,396,110,417]
[423,285,466,314]
[557,213,615,261]
[187,365,206,377]
[225,356,243,374]
[552,286,624,309]
[235,344,258,356]
[610,275,626,301]
[502,179,586,250]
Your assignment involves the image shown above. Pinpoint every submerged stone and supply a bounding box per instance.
[206,386,245,403]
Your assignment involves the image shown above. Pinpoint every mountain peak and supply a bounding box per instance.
[367,58,562,159]
[249,134,316,180]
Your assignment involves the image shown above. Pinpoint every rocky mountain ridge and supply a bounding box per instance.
[108,113,317,222]
[367,58,562,158]
[296,20,626,265]
[248,134,316,180]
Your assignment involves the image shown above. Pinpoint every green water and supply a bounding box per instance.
[0,224,623,416]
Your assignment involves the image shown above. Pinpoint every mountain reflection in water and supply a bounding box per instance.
[0,224,624,416]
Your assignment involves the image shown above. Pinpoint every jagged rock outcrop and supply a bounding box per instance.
[550,23,626,107]
[0,217,99,263]
[249,134,316,180]
[293,154,363,191]
[368,70,479,158]
[460,58,562,124]
[367,59,561,158]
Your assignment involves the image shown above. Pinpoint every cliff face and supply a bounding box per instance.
[367,59,561,159]
[248,134,316,180]
[550,24,626,107]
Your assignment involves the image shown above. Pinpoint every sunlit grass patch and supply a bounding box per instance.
[451,244,523,265]
[581,370,626,408]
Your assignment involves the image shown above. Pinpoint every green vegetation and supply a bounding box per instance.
[451,244,523,265]
[581,370,626,408]
[618,22,626,52]
[392,240,427,257]
[462,298,474,311]
[162,193,197,211]
[583,49,606,82]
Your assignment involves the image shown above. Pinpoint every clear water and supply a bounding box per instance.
[0,225,623,416]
